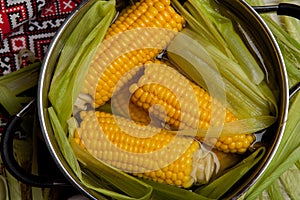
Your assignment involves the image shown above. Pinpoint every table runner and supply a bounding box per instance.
[0,0,82,75]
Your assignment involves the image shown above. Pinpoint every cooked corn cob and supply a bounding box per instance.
[112,93,151,125]
[109,64,151,124]
[75,110,219,188]
[129,62,255,153]
[80,0,185,107]
[111,60,169,125]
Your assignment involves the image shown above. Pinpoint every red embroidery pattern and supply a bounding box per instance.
[0,0,37,39]
[0,0,82,75]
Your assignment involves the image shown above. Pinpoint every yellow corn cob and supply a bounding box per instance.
[75,110,219,188]
[80,0,185,107]
[129,62,256,154]
[112,89,151,124]
[109,64,151,124]
[111,60,168,125]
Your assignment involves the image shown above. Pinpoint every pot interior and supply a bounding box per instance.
[37,0,289,199]
[218,0,288,198]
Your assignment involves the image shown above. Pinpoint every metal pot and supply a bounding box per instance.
[1,0,300,199]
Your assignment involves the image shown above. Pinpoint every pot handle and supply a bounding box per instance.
[0,99,68,187]
[253,3,300,20]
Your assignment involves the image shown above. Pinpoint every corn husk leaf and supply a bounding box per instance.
[172,0,264,84]
[266,179,286,200]
[245,0,300,87]
[195,147,265,199]
[168,1,278,121]
[0,86,23,116]
[140,179,212,200]
[0,62,40,95]
[281,0,300,43]
[0,62,40,115]
[4,135,33,200]
[49,107,153,200]
[171,0,233,58]
[48,0,116,130]
[138,151,241,200]
[260,15,300,83]
[173,115,276,138]
[70,139,153,200]
[244,92,300,199]
[278,164,300,199]
[239,2,300,198]
[48,107,82,178]
[5,172,21,200]
[167,29,277,134]
[0,175,9,200]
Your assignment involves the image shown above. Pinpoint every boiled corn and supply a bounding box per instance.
[75,110,219,188]
[129,62,256,153]
[80,0,185,107]
[110,64,151,124]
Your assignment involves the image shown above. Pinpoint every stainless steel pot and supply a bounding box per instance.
[1,0,300,199]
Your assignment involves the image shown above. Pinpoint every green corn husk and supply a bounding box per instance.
[244,92,300,199]
[5,172,21,200]
[168,0,277,135]
[5,135,33,200]
[0,175,9,200]
[0,62,40,115]
[262,16,300,86]
[167,29,277,117]
[140,179,212,200]
[49,107,153,200]
[281,0,300,43]
[239,1,300,198]
[245,0,300,87]
[48,107,97,198]
[171,0,233,58]
[266,179,286,200]
[195,147,265,199]
[167,30,272,118]
[278,164,300,199]
[47,0,154,199]
[172,0,265,84]
[48,0,116,130]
